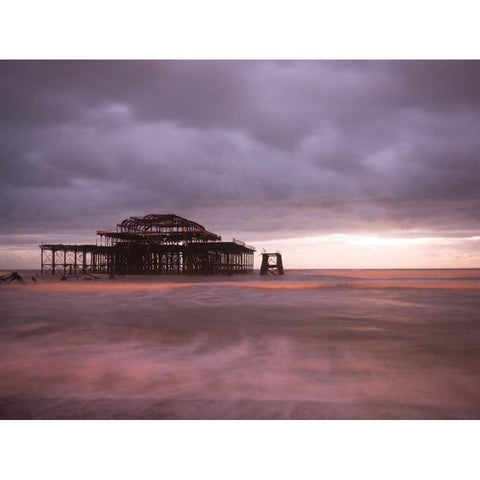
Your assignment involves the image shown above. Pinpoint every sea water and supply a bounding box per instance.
[1,269,479,419]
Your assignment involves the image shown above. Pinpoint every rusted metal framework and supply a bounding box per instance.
[260,252,284,275]
[40,214,255,276]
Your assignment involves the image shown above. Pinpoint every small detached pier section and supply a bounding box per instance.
[260,252,284,275]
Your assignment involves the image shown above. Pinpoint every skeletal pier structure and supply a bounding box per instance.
[40,214,255,276]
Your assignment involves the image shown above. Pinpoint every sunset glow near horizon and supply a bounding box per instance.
[254,233,480,269]
[1,60,480,270]
[2,231,480,270]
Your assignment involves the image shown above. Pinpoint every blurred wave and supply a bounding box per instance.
[1,269,480,418]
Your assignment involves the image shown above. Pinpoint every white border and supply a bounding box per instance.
[1,0,479,59]
[1,421,479,479]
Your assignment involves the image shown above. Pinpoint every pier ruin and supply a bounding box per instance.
[40,214,255,276]
[260,253,284,275]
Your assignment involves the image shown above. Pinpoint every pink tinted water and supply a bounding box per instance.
[1,269,480,418]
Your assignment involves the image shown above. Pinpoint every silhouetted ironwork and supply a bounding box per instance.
[40,214,255,276]
[260,253,284,275]
[1,272,25,284]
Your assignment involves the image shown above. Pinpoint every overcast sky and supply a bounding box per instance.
[1,60,480,268]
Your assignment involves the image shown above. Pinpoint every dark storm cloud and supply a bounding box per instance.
[1,60,480,246]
